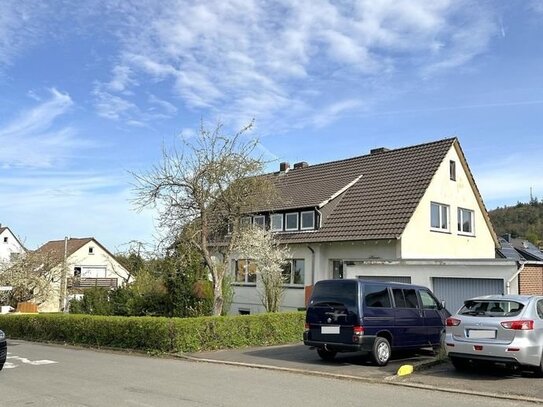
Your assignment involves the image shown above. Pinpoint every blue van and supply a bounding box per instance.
[303,279,450,365]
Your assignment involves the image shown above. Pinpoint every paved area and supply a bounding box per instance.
[187,342,543,403]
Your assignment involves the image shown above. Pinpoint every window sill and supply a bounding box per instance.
[430,229,451,235]
[457,232,476,237]
[231,283,256,287]
[283,284,305,289]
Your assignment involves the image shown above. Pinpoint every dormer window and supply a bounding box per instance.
[253,215,265,229]
[450,160,456,181]
[300,211,315,230]
[285,213,299,231]
[270,214,283,231]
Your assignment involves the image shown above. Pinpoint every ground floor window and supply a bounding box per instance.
[281,259,305,285]
[232,259,257,284]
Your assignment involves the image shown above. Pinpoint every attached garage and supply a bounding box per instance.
[432,277,505,314]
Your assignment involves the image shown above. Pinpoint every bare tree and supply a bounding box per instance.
[0,251,60,307]
[234,227,290,312]
[133,120,275,315]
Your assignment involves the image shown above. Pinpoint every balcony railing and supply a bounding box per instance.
[68,277,118,289]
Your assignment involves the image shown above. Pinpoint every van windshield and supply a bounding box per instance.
[310,280,358,314]
[459,300,524,317]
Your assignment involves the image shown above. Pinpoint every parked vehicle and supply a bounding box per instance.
[0,329,6,371]
[446,294,543,375]
[303,279,450,366]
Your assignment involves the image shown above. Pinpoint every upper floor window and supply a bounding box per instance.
[232,259,257,284]
[457,207,474,235]
[431,202,449,232]
[253,215,265,229]
[285,213,299,231]
[281,259,305,285]
[300,211,315,230]
[450,160,456,181]
[3,237,7,243]
[270,214,283,231]
[88,247,94,255]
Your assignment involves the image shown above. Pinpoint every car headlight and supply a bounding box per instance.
[0,330,5,340]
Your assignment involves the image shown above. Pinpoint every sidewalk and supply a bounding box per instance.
[181,343,543,403]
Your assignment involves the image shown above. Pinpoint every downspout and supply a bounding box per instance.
[506,261,525,295]
[307,245,315,285]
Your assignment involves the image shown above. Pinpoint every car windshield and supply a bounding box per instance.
[459,300,524,317]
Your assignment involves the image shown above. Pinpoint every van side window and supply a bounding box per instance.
[404,289,419,309]
[419,290,439,310]
[364,285,391,308]
[392,288,406,308]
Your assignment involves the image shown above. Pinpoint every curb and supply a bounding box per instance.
[176,353,543,405]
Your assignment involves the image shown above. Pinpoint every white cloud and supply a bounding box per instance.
[0,89,85,168]
[90,0,498,130]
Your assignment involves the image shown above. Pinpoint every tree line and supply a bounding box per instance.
[489,197,543,245]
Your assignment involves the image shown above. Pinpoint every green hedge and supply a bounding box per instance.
[0,312,305,353]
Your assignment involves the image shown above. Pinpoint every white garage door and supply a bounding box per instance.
[432,277,504,315]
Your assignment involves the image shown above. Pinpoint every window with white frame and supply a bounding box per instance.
[281,259,305,285]
[241,216,252,228]
[253,215,265,229]
[232,259,257,284]
[430,202,449,231]
[270,214,283,231]
[450,160,456,181]
[300,211,315,230]
[457,207,474,235]
[285,212,299,231]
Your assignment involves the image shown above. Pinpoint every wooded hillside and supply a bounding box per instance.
[488,199,543,244]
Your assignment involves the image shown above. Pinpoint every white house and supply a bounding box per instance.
[36,237,130,312]
[0,225,26,265]
[230,138,518,315]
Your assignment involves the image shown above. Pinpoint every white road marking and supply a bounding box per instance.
[5,352,58,367]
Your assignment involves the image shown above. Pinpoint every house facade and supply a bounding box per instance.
[230,138,517,315]
[36,237,130,312]
[0,225,26,265]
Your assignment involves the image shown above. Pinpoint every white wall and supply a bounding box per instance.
[401,144,496,259]
[0,228,25,264]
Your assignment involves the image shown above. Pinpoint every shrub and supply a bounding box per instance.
[0,311,305,353]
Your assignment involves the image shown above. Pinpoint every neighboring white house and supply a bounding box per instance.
[0,225,26,265]
[229,138,518,315]
[36,237,130,312]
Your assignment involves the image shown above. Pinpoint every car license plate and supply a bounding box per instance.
[321,326,340,334]
[468,329,496,339]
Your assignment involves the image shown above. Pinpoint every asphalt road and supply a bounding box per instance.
[0,340,534,407]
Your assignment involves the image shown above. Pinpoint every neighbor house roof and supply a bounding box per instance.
[254,137,489,244]
[0,225,27,251]
[35,237,94,266]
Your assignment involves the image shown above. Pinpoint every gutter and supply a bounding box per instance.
[506,261,525,294]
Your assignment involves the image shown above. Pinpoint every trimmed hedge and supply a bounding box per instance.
[0,312,305,353]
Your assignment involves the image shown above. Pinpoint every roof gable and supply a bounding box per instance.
[36,237,95,266]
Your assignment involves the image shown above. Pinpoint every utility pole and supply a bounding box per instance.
[58,236,68,312]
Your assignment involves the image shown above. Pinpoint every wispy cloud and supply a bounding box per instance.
[0,89,85,168]
[88,0,499,130]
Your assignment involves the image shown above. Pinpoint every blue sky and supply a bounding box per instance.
[1,0,543,251]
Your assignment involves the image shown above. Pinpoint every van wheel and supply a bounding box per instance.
[317,348,336,361]
[371,337,391,366]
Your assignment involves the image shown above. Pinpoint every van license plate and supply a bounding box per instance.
[321,326,340,334]
[468,329,495,339]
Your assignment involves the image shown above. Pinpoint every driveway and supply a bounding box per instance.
[187,343,543,403]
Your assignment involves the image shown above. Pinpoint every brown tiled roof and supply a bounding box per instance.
[263,138,457,243]
[0,227,7,234]
[35,238,94,266]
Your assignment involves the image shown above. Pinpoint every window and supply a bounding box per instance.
[241,217,252,228]
[282,259,305,285]
[3,237,7,243]
[270,214,283,231]
[285,212,299,231]
[332,260,344,279]
[300,211,315,230]
[431,202,449,231]
[364,285,391,308]
[537,300,543,319]
[253,215,265,229]
[238,309,251,315]
[88,247,94,255]
[232,259,257,284]
[404,289,419,308]
[450,160,456,181]
[419,290,440,310]
[457,208,474,235]
[392,288,406,308]
[73,267,82,278]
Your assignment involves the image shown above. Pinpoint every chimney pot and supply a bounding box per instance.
[293,161,309,169]
[279,162,290,172]
[370,147,390,155]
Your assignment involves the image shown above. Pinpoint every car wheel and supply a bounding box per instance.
[317,348,337,362]
[450,356,470,371]
[371,337,391,366]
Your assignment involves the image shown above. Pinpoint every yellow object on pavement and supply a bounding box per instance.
[397,364,414,376]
